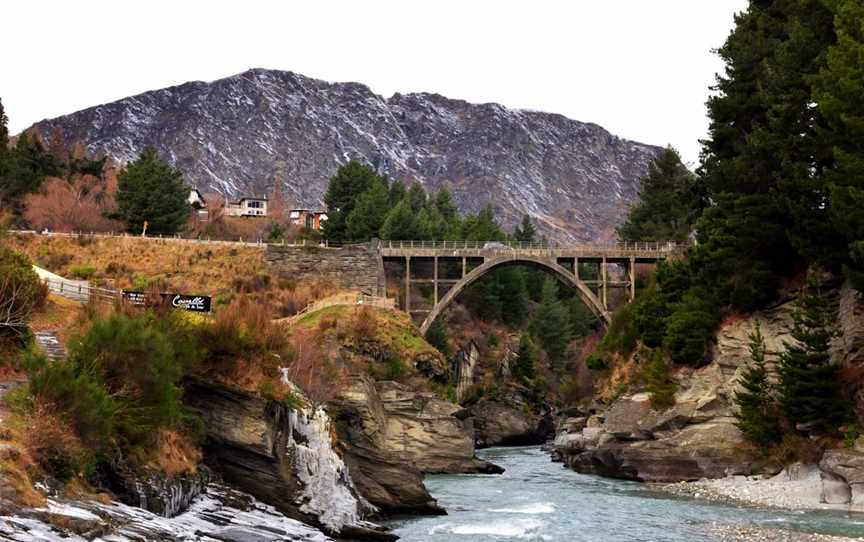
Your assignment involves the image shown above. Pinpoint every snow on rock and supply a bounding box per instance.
[0,483,333,541]
[286,406,374,532]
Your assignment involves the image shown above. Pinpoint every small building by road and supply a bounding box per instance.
[226,196,268,217]
[289,209,327,230]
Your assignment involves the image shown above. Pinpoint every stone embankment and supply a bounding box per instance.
[552,282,864,511]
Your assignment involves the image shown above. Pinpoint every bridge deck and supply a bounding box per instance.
[379,240,681,261]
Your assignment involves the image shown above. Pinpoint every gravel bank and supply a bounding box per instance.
[658,464,859,512]
[708,524,864,541]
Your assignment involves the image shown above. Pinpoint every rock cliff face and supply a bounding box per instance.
[183,380,392,541]
[328,375,501,514]
[30,68,662,242]
[553,281,864,485]
[470,396,554,448]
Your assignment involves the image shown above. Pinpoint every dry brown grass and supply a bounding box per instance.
[283,326,348,405]
[9,235,338,321]
[18,400,90,481]
[0,406,48,507]
[132,429,202,477]
[9,234,264,296]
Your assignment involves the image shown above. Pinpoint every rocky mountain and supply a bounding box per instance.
[31,68,662,242]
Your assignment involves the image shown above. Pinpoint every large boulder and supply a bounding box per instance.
[819,449,864,507]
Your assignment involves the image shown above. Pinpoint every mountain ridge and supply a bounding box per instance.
[31,68,662,242]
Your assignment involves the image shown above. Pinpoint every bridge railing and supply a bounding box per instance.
[379,240,682,252]
[41,277,119,305]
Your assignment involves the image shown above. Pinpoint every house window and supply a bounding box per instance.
[247,200,263,209]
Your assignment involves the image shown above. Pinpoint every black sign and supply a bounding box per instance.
[122,290,211,313]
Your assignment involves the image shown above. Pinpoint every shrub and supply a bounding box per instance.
[67,312,186,446]
[27,356,117,453]
[663,289,719,365]
[131,273,170,292]
[69,265,96,280]
[0,247,47,345]
[370,356,407,382]
[352,305,378,342]
[21,401,92,482]
[284,326,346,405]
[600,301,638,356]
[232,273,271,293]
[643,350,677,410]
[203,297,287,359]
[425,318,450,357]
[585,354,608,371]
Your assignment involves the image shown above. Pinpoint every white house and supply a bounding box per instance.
[225,196,268,217]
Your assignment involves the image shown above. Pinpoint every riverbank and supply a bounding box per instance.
[708,525,864,542]
[659,463,864,513]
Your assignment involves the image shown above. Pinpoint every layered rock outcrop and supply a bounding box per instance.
[470,397,554,448]
[329,375,501,514]
[184,379,392,541]
[554,281,864,485]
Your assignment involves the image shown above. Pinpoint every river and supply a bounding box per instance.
[388,446,864,541]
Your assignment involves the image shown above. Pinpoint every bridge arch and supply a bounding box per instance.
[418,256,610,335]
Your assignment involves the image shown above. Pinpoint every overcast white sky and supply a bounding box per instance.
[4,1,747,165]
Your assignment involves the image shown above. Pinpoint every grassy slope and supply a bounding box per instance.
[8,234,265,297]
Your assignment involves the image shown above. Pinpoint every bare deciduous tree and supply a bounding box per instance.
[24,174,120,233]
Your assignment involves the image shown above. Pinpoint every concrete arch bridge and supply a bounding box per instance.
[265,240,681,334]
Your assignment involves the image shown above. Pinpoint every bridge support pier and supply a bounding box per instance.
[629,257,636,301]
[433,256,439,304]
[405,256,411,313]
[601,256,608,311]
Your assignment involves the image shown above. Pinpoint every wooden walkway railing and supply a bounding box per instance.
[276,292,395,328]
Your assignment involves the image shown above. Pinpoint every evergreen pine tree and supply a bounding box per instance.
[345,178,390,241]
[322,161,379,243]
[643,350,677,410]
[617,147,701,242]
[425,318,450,357]
[433,187,459,223]
[513,214,537,243]
[733,323,781,445]
[379,200,417,240]
[777,271,847,433]
[812,0,864,290]
[498,267,529,327]
[461,205,505,241]
[115,148,190,235]
[0,97,8,157]
[531,277,573,367]
[388,179,406,206]
[406,182,427,213]
[1,131,60,216]
[513,332,538,383]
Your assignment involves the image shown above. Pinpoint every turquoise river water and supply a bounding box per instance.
[387,446,864,541]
